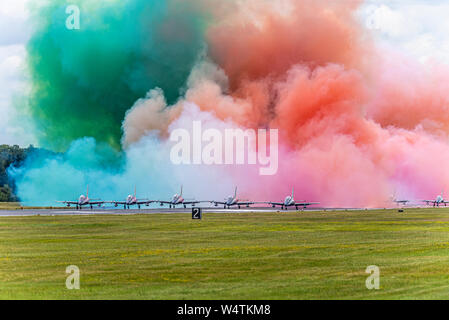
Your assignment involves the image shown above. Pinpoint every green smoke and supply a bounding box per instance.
[25,0,208,151]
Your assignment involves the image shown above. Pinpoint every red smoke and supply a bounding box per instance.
[207,0,449,205]
[124,0,449,206]
[209,0,368,81]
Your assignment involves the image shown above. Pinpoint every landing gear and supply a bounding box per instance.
[124,204,126,209]
[138,204,141,209]
[184,204,186,209]
[295,205,299,210]
[238,205,241,209]
[90,205,93,210]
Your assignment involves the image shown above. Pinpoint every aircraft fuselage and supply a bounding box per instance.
[171,194,184,205]
[284,196,295,206]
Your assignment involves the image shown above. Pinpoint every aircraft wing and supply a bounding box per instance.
[157,201,173,205]
[183,200,208,205]
[295,202,320,206]
[108,201,127,205]
[210,201,226,205]
[56,201,78,205]
[89,201,104,205]
[267,202,284,206]
[235,201,255,206]
[136,200,154,205]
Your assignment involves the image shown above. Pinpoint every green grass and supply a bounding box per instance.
[1,208,449,299]
[0,202,21,209]
[0,202,70,210]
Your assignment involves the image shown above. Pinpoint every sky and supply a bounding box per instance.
[2,0,449,147]
[0,0,35,146]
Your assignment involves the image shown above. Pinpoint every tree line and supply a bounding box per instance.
[0,144,51,202]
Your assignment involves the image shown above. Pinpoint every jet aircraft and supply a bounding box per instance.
[423,190,449,207]
[57,186,104,210]
[158,186,205,208]
[268,187,319,210]
[211,187,255,209]
[109,187,152,209]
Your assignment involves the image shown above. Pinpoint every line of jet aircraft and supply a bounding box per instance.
[58,187,449,210]
[392,190,449,207]
[57,186,319,210]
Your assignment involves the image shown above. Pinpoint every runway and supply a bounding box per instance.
[0,206,413,217]
[0,207,304,217]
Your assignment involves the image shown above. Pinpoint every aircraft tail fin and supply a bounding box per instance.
[180,185,183,197]
[291,187,294,198]
[134,185,136,197]
[234,186,237,198]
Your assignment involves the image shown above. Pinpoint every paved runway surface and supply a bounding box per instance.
[0,207,304,216]
[0,206,414,216]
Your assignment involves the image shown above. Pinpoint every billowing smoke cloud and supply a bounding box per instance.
[12,0,449,206]
[22,0,208,150]
[12,105,236,205]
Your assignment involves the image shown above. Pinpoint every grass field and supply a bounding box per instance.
[0,202,69,210]
[0,202,21,210]
[1,208,449,299]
